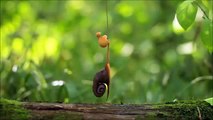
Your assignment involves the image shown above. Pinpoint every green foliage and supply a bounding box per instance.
[176,0,213,52]
[205,97,213,105]
[0,98,30,120]
[0,0,212,104]
[176,0,198,30]
[201,19,213,52]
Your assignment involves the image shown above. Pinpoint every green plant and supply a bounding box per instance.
[176,0,212,52]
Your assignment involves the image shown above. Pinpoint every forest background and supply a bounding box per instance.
[1,0,212,104]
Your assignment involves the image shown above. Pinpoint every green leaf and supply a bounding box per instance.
[176,0,198,30]
[204,97,213,106]
[201,19,213,53]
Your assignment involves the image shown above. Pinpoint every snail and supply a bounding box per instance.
[93,63,110,98]
[93,32,110,99]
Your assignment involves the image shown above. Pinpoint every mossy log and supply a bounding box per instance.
[0,98,213,120]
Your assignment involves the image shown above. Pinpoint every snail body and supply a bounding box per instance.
[96,32,110,48]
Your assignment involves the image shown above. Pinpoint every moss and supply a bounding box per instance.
[135,115,143,120]
[150,100,213,119]
[0,98,30,120]
[0,98,83,120]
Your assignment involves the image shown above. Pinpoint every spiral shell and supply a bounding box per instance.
[92,64,110,98]
[95,83,108,97]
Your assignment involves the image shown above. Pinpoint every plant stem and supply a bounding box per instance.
[194,0,210,20]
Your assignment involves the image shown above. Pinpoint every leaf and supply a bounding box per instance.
[176,0,198,30]
[204,97,213,106]
[201,19,213,53]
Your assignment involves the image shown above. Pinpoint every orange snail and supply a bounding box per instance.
[93,32,110,99]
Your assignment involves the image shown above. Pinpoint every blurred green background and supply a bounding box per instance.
[0,0,212,104]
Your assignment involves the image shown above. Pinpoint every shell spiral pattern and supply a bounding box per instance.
[93,66,109,97]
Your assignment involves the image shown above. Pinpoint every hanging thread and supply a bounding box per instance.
[105,0,110,64]
[106,0,109,37]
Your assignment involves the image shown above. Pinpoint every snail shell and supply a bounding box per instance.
[93,64,110,98]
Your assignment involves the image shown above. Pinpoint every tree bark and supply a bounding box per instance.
[0,98,213,120]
